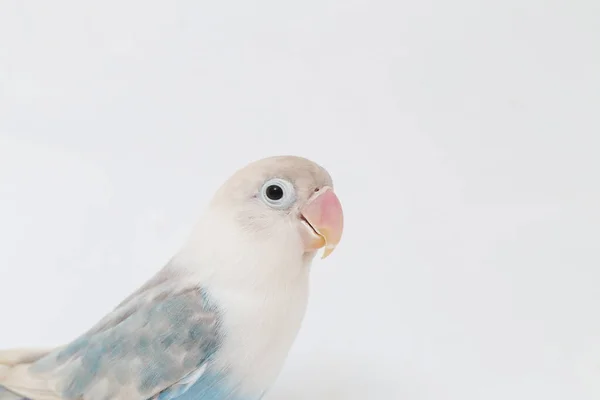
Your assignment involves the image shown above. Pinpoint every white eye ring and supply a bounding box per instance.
[259,178,296,209]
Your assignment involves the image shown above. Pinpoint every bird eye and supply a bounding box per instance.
[265,185,284,200]
[260,178,296,209]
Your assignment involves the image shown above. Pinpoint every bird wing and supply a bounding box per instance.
[0,271,221,400]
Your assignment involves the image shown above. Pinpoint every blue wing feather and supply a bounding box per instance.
[25,277,225,400]
[0,267,253,400]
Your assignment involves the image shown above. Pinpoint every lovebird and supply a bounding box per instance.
[0,155,344,400]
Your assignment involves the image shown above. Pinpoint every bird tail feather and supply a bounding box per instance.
[0,349,53,367]
[0,386,26,400]
[0,348,54,400]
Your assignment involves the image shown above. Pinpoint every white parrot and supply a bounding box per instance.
[0,155,344,400]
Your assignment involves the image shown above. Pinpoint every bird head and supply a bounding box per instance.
[207,155,344,260]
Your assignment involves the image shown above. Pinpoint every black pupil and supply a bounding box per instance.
[266,185,284,201]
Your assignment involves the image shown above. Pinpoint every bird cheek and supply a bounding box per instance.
[298,187,344,259]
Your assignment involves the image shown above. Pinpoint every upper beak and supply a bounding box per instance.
[299,186,344,259]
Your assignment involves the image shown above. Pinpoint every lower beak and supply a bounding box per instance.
[299,186,344,259]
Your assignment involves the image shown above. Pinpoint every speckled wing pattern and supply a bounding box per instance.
[0,269,223,400]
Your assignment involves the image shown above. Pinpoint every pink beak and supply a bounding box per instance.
[299,186,344,259]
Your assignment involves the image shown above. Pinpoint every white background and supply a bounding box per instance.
[0,1,599,399]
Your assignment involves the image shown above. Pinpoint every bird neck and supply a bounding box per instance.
[172,210,313,292]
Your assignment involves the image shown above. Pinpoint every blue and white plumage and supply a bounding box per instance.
[0,155,344,400]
